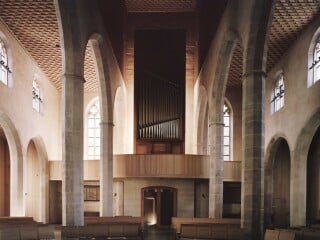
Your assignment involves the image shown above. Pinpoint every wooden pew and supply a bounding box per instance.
[172,217,240,233]
[85,216,146,229]
[265,229,280,240]
[178,223,244,240]
[55,223,143,240]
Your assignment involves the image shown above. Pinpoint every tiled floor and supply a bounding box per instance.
[143,226,176,240]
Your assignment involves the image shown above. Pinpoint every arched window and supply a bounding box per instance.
[223,103,231,161]
[271,73,285,113]
[0,39,8,85]
[32,77,42,113]
[313,39,320,83]
[87,99,100,160]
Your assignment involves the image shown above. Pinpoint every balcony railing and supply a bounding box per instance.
[49,155,241,181]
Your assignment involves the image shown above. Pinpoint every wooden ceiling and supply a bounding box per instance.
[0,0,319,91]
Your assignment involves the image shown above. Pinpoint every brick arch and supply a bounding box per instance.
[0,111,23,216]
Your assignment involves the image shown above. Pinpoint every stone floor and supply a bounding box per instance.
[143,226,176,240]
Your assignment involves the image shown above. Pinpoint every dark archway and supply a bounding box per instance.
[142,186,177,226]
[0,127,10,216]
[307,126,320,224]
[272,139,290,227]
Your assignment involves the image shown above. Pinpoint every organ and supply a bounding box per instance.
[134,30,185,154]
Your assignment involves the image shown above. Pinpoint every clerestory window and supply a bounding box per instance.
[32,77,42,113]
[0,39,8,86]
[308,31,320,87]
[313,40,320,84]
[271,73,284,113]
[87,98,100,160]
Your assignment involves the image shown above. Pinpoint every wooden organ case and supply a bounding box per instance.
[134,29,185,154]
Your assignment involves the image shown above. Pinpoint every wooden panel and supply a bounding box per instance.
[224,161,241,181]
[49,156,241,180]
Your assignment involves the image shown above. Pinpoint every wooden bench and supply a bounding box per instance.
[55,223,143,240]
[177,223,244,240]
[172,217,240,234]
[263,228,320,240]
[85,216,146,230]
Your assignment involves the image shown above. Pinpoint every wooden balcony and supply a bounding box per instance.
[49,155,241,181]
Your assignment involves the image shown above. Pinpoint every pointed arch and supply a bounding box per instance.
[26,136,49,223]
[113,86,127,154]
[86,33,115,217]
[265,134,291,228]
[0,111,23,216]
[194,84,208,155]
[291,108,320,226]
[206,29,240,218]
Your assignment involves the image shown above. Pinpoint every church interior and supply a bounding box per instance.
[0,0,320,239]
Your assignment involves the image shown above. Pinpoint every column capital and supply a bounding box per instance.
[100,121,114,127]
[242,70,267,79]
[62,73,86,83]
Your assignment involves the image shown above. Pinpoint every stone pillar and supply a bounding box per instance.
[100,121,114,216]
[290,151,306,227]
[241,71,265,240]
[208,119,224,218]
[62,74,84,226]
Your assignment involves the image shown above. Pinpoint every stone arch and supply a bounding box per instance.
[239,1,276,238]
[26,136,49,223]
[86,33,115,217]
[207,29,241,218]
[194,84,208,155]
[291,108,320,226]
[113,86,126,154]
[264,134,291,228]
[0,111,23,216]
[306,125,320,224]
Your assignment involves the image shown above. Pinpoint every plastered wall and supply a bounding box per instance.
[265,16,320,152]
[0,19,61,161]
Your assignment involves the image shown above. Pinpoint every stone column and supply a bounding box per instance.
[241,71,265,240]
[100,121,114,216]
[62,74,84,226]
[290,150,306,227]
[208,118,224,218]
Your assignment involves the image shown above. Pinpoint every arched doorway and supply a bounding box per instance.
[26,140,41,222]
[142,186,177,226]
[0,126,10,216]
[307,126,320,224]
[272,139,290,227]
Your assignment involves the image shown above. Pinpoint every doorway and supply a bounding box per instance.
[142,186,177,226]
[272,139,290,227]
